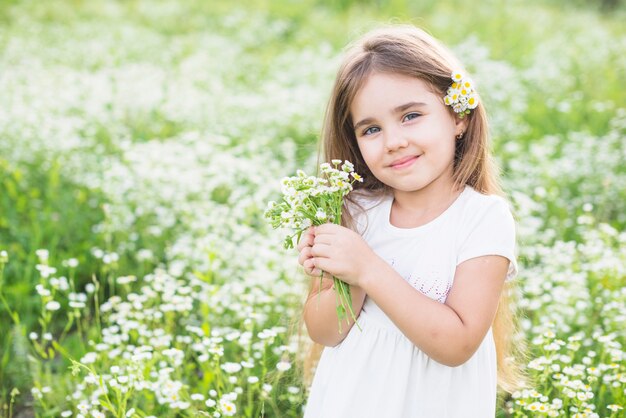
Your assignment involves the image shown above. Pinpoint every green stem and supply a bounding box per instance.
[0,293,20,325]
[316,271,323,311]
[334,278,362,332]
[334,286,343,334]
[92,275,102,338]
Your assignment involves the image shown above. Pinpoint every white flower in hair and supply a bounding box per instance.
[467,93,479,109]
[444,71,479,118]
[451,71,465,83]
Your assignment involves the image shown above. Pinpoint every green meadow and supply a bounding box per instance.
[0,0,624,416]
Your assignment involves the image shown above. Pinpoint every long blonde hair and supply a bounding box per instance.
[293,24,526,395]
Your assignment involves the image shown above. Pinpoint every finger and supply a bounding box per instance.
[297,229,315,251]
[314,223,343,236]
[298,247,313,266]
[312,257,335,277]
[304,259,331,279]
[303,259,320,276]
[310,243,333,258]
[313,233,334,245]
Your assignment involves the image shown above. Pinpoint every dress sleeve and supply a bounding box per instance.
[456,197,519,282]
[345,191,382,237]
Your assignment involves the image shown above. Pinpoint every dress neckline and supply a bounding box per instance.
[383,185,470,236]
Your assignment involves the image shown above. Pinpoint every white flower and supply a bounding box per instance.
[467,93,479,109]
[65,258,79,268]
[36,249,49,261]
[276,360,291,371]
[117,275,137,285]
[45,301,61,311]
[241,360,254,368]
[247,376,259,384]
[341,160,354,172]
[451,71,465,82]
[136,249,153,261]
[206,399,217,407]
[222,392,237,401]
[219,400,236,416]
[35,284,50,297]
[57,276,69,291]
[36,265,57,279]
[221,362,242,373]
[61,411,72,417]
[80,352,98,364]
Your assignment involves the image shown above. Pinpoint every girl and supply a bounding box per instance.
[296,25,524,417]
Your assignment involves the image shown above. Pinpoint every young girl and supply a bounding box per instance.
[296,25,523,417]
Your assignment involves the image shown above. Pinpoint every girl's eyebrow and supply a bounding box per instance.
[353,101,427,132]
[394,101,427,113]
[353,117,375,132]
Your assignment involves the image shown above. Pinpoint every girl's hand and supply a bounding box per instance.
[310,223,376,287]
[297,227,330,279]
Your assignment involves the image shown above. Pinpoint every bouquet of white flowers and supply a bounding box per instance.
[265,160,363,333]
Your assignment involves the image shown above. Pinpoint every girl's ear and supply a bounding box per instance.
[454,116,469,138]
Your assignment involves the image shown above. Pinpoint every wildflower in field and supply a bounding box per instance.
[221,362,242,373]
[45,301,61,311]
[276,360,291,372]
[220,399,236,416]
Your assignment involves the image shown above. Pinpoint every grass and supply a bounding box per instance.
[0,0,624,416]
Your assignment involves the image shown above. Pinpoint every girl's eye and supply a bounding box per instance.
[403,112,421,122]
[363,126,381,136]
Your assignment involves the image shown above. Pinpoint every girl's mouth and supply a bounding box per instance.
[390,155,420,169]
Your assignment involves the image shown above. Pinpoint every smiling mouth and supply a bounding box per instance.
[390,155,420,169]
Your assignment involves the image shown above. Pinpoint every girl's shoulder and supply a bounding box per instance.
[462,186,514,214]
[345,189,388,234]
[347,189,388,212]
[457,185,516,228]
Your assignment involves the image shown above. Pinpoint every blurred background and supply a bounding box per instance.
[0,0,625,416]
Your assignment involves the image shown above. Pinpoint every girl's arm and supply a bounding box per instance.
[302,277,366,347]
[298,227,366,347]
[359,253,508,367]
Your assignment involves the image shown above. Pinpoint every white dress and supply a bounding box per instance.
[303,185,518,418]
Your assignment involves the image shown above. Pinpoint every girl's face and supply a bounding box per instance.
[351,72,466,195]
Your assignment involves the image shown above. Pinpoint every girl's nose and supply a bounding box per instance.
[383,126,409,152]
